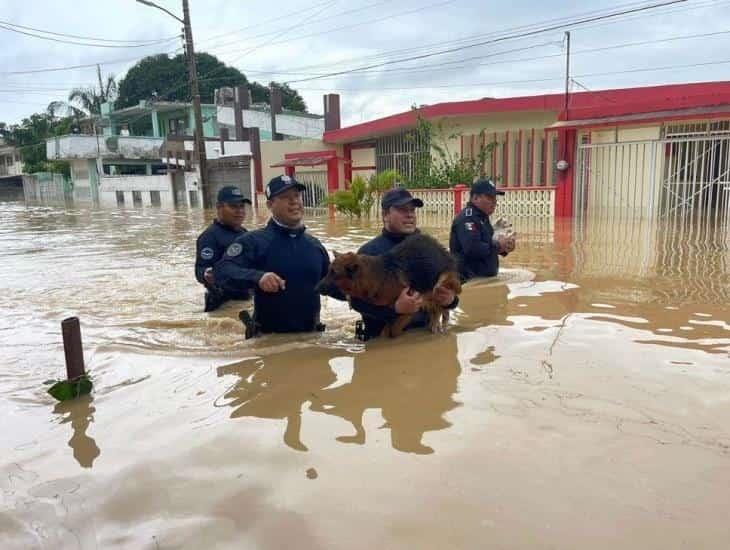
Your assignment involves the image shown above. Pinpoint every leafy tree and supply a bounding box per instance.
[406,107,496,189]
[1,112,75,175]
[116,53,306,111]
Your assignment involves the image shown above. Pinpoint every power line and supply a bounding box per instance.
[283,0,688,84]
[295,57,730,91]
[0,23,180,49]
[234,0,692,75]
[200,0,391,52]
[0,19,179,44]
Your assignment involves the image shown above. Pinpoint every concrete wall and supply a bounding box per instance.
[98,174,174,208]
[218,106,325,139]
[47,135,163,161]
[350,146,376,182]
[0,150,23,176]
[259,139,344,189]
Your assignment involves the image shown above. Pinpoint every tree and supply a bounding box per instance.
[325,170,402,219]
[1,112,75,175]
[116,53,307,111]
[68,65,117,115]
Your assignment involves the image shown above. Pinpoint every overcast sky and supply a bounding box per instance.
[1,0,730,127]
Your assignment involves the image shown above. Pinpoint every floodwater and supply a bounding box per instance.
[1,201,729,550]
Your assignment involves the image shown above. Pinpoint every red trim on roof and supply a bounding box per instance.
[284,149,337,160]
[323,81,730,144]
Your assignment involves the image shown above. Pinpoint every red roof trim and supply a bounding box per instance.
[324,80,730,144]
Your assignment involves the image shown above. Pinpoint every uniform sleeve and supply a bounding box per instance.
[350,297,398,322]
[213,234,266,294]
[195,231,218,285]
[454,218,498,261]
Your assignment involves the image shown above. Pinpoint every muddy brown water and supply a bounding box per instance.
[1,202,729,549]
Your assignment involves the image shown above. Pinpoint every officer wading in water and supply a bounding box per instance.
[195,186,252,312]
[449,179,516,281]
[214,175,344,337]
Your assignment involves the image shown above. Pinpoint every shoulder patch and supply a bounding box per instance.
[200,247,214,260]
[226,242,243,257]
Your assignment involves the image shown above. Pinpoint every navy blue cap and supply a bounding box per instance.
[265,175,306,199]
[217,185,251,204]
[381,188,424,209]
[470,179,505,196]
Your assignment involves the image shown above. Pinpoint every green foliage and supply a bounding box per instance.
[406,107,496,189]
[46,374,92,402]
[325,170,402,218]
[0,112,73,175]
[116,53,306,111]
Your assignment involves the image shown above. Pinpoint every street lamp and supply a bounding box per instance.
[135,0,211,208]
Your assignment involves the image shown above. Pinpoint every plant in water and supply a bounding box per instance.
[325,169,402,218]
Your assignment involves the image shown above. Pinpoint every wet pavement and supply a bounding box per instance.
[1,201,729,549]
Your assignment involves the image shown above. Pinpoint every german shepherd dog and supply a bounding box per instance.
[316,234,462,338]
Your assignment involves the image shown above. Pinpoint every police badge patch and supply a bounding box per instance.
[200,247,214,260]
[465,222,476,231]
[226,243,243,257]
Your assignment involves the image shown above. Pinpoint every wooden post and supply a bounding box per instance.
[61,317,85,381]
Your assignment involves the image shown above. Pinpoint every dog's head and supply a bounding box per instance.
[315,251,366,296]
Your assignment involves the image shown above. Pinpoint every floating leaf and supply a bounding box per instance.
[47,375,93,402]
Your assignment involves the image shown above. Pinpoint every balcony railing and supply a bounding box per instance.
[46,135,164,160]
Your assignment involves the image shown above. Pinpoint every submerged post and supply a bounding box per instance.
[61,317,85,381]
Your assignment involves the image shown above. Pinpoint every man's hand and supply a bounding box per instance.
[394,287,423,314]
[258,272,286,293]
[433,284,455,307]
[203,267,215,285]
[502,235,516,254]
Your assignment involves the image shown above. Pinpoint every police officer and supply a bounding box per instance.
[214,175,339,335]
[349,187,459,340]
[195,185,252,312]
[449,179,516,281]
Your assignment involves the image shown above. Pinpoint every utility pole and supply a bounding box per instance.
[564,31,571,122]
[182,0,210,208]
[135,0,210,208]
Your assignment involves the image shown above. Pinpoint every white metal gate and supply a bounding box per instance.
[296,170,328,209]
[575,132,730,230]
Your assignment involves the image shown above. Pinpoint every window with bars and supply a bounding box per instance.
[664,120,730,138]
[375,130,430,181]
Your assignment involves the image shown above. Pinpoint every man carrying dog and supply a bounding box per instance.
[449,179,516,281]
[349,187,459,340]
[214,175,340,335]
[195,185,252,312]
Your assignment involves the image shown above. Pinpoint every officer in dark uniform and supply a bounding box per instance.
[349,187,459,340]
[214,175,341,335]
[449,179,515,281]
[195,185,252,312]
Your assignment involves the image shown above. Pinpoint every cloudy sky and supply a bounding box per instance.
[1,0,730,127]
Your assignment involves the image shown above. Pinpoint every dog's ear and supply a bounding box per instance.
[345,263,359,277]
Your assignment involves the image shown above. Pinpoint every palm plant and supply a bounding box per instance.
[68,65,118,115]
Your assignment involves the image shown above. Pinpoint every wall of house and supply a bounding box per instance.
[98,174,174,208]
[350,146,376,182]
[259,139,344,188]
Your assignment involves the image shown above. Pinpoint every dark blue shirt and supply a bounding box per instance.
[196,220,250,300]
[214,219,332,333]
[449,202,500,280]
[351,229,458,339]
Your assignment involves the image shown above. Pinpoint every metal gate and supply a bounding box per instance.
[575,130,730,230]
[296,170,328,209]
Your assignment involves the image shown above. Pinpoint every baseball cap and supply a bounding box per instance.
[265,175,306,199]
[381,187,424,209]
[470,179,505,196]
[217,186,251,204]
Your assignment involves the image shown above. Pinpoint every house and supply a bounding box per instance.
[0,139,25,200]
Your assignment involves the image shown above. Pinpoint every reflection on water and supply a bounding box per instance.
[53,395,100,468]
[1,201,729,549]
